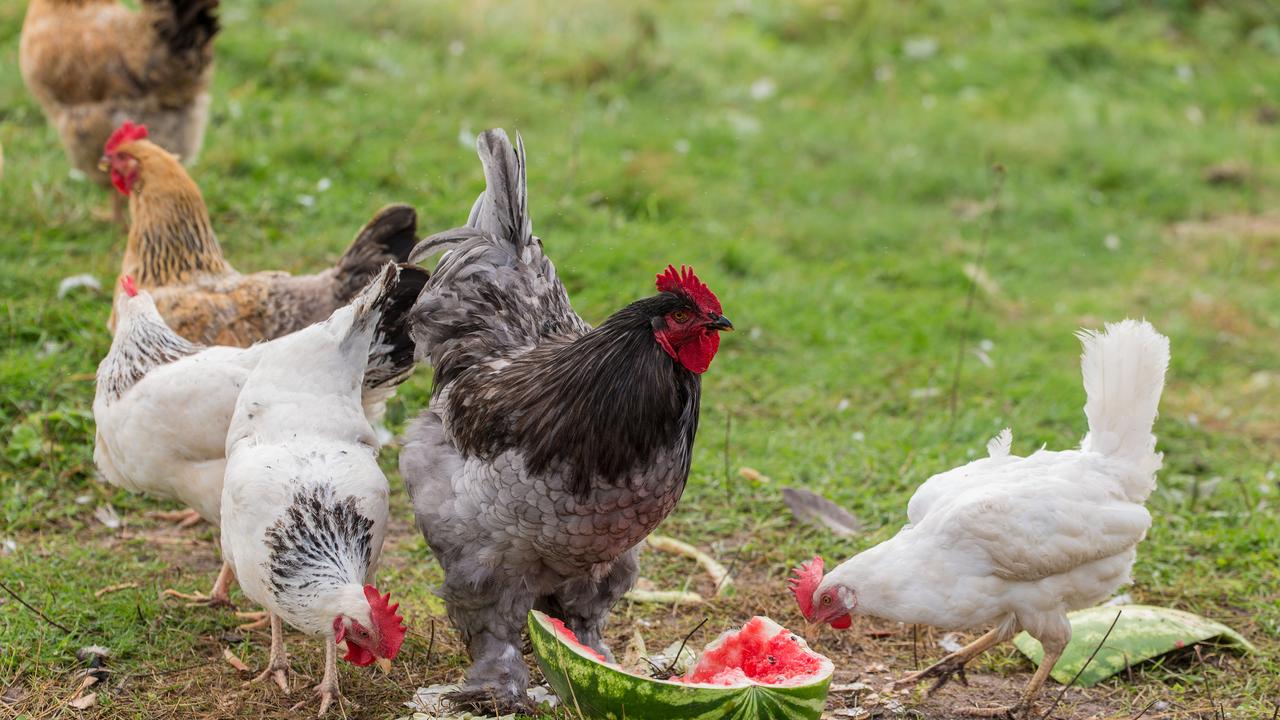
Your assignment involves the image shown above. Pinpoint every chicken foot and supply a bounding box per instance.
[162,561,236,608]
[244,613,290,693]
[147,508,204,528]
[962,644,1064,719]
[236,610,271,630]
[443,576,535,715]
[892,626,1008,693]
[292,637,342,717]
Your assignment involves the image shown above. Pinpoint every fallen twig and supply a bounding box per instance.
[0,580,72,634]
[645,535,733,595]
[222,648,250,672]
[93,583,138,599]
[624,589,704,605]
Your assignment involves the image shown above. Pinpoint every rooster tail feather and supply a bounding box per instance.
[468,129,532,253]
[335,204,419,302]
[1077,319,1170,498]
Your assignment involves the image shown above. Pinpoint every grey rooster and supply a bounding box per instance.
[400,129,733,713]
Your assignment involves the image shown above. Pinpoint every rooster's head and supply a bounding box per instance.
[650,264,732,374]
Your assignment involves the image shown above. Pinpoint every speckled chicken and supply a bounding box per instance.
[222,264,416,714]
[20,0,219,222]
[100,123,417,347]
[791,320,1170,718]
[399,130,733,713]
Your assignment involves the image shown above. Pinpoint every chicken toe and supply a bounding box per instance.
[162,562,236,608]
[148,508,204,528]
[292,638,342,717]
[893,626,1007,693]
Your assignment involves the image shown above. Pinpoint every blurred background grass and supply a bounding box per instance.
[1,0,1277,716]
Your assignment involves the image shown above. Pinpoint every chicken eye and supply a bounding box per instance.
[671,310,691,323]
[821,595,832,605]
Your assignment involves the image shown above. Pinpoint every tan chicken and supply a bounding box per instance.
[20,0,219,223]
[101,123,419,348]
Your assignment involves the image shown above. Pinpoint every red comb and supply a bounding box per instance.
[105,122,149,155]
[364,585,406,660]
[120,276,138,298]
[656,265,722,315]
[787,555,824,620]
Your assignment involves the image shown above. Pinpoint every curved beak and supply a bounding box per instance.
[707,313,733,332]
[98,155,110,173]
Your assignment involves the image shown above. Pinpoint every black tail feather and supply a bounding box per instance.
[336,204,420,303]
[364,263,430,391]
[150,0,220,57]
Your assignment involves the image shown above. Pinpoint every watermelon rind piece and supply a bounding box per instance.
[528,611,832,720]
[1013,604,1256,687]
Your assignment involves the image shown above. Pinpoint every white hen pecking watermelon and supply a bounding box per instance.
[529,611,832,720]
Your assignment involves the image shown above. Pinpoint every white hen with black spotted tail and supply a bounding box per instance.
[220,263,418,716]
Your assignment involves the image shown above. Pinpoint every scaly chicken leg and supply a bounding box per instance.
[162,560,235,607]
[442,573,535,715]
[292,637,342,717]
[534,548,638,661]
[963,643,1064,719]
[893,625,1009,693]
[245,613,289,693]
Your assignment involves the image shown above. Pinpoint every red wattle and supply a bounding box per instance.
[676,332,720,374]
[110,170,129,196]
[343,642,376,666]
[830,614,852,630]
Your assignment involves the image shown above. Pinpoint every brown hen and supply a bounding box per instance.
[103,124,419,347]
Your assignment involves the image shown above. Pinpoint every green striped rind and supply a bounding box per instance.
[528,610,831,720]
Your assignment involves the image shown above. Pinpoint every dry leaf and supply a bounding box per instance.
[781,487,861,537]
[738,467,770,483]
[223,648,250,672]
[69,693,97,710]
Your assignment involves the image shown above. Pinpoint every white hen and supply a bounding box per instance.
[220,263,418,715]
[93,272,422,609]
[791,320,1170,717]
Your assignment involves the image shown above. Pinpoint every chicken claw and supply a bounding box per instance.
[236,610,270,631]
[292,637,343,716]
[147,508,204,528]
[444,687,534,717]
[892,653,970,693]
[244,614,290,693]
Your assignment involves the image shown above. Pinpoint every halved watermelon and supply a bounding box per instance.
[529,611,832,720]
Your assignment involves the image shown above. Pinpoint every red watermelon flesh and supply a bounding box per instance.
[674,617,825,686]
[544,616,606,661]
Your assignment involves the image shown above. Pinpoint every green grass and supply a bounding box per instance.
[2,0,1279,717]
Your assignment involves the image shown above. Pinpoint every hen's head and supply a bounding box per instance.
[332,585,406,667]
[650,265,732,374]
[100,122,151,195]
[789,555,854,629]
